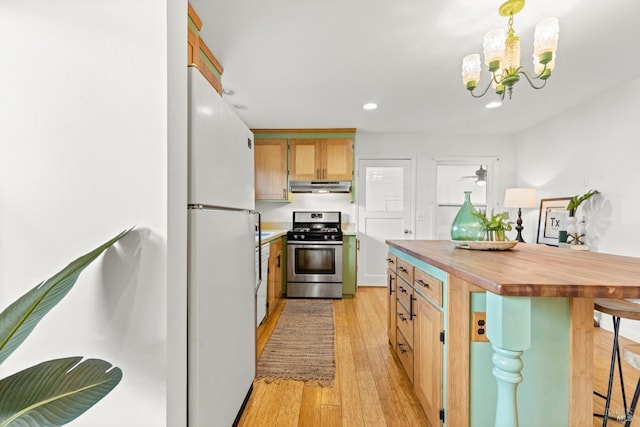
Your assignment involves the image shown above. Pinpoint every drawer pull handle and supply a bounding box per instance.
[410,295,417,320]
[399,286,407,294]
[416,279,429,288]
[399,266,407,273]
[398,342,407,354]
[397,312,407,322]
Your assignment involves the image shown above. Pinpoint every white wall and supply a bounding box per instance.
[515,77,640,340]
[0,1,187,425]
[355,132,517,239]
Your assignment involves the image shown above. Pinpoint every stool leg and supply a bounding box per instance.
[603,316,622,426]
[618,329,629,417]
[624,379,640,427]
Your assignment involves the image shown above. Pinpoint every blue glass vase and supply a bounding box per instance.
[450,191,485,241]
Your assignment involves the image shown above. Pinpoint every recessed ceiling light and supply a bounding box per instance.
[485,101,502,109]
[363,103,378,110]
[232,104,247,110]
[222,88,235,95]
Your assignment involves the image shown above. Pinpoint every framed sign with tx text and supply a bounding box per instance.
[537,197,572,246]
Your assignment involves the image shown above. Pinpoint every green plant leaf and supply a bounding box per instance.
[0,229,131,366]
[566,189,600,212]
[0,357,122,426]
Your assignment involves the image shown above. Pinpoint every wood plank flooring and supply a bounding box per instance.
[238,287,640,426]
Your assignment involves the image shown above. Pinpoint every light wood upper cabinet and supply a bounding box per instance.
[289,139,320,181]
[324,138,353,180]
[254,139,288,200]
[290,138,353,181]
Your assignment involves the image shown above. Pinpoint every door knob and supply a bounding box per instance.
[403,229,410,234]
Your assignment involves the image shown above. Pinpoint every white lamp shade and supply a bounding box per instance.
[462,54,481,85]
[503,188,538,208]
[483,29,506,67]
[534,17,559,60]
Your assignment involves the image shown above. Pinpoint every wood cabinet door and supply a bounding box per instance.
[255,139,288,200]
[267,239,282,316]
[323,138,353,180]
[414,295,443,426]
[387,270,397,346]
[289,139,321,180]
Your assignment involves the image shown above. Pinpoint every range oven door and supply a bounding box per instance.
[287,241,343,284]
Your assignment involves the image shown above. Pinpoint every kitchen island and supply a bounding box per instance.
[386,240,640,427]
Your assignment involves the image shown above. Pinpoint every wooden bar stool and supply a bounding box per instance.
[594,298,640,425]
[622,344,640,427]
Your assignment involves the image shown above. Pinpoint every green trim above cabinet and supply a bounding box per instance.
[253,132,356,139]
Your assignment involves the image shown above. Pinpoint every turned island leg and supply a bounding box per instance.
[486,294,532,427]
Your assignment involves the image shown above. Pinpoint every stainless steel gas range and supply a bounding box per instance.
[286,211,343,299]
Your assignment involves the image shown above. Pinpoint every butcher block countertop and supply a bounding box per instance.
[386,240,640,298]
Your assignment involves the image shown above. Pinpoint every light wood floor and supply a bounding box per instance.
[238,287,640,426]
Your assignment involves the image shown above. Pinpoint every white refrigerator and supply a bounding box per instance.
[187,66,256,427]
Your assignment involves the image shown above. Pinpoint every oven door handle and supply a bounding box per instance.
[287,241,343,246]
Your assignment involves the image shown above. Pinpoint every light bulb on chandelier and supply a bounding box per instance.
[461,0,559,100]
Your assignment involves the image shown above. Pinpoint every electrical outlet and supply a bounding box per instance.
[472,312,489,342]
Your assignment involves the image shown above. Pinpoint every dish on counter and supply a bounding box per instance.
[451,240,518,251]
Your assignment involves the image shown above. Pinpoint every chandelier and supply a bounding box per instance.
[461,0,559,100]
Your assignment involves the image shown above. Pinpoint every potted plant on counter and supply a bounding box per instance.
[473,210,514,241]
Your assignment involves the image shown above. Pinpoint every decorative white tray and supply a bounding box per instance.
[452,240,518,251]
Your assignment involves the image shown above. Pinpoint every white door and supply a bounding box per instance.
[357,159,413,286]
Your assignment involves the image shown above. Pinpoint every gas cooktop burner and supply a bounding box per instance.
[288,211,343,242]
[321,227,339,233]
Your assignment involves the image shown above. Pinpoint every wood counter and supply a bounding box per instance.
[386,240,640,427]
[386,240,640,298]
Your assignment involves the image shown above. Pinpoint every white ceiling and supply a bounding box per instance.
[191,0,640,135]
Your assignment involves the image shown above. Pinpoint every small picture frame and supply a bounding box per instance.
[537,197,572,246]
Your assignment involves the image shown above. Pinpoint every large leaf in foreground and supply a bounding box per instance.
[0,357,122,426]
[0,229,130,365]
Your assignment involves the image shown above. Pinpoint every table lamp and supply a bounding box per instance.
[503,188,538,243]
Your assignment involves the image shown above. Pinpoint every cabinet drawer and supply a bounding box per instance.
[396,328,414,383]
[386,253,397,272]
[396,298,414,349]
[396,279,414,315]
[414,268,443,307]
[396,259,414,284]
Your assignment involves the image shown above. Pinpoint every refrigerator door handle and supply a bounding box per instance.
[251,211,262,281]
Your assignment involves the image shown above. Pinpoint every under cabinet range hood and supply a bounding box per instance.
[289,180,352,193]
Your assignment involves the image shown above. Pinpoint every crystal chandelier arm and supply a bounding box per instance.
[469,78,505,100]
[517,66,549,90]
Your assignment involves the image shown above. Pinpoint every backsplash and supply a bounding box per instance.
[256,193,356,228]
